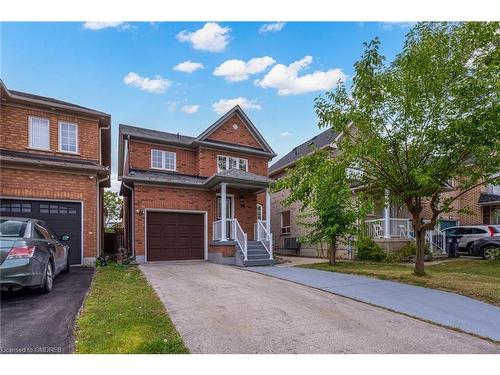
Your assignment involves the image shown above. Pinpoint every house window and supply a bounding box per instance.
[281,211,291,234]
[489,184,500,195]
[217,155,248,172]
[151,149,176,171]
[493,209,500,225]
[29,116,50,150]
[257,204,263,221]
[0,202,31,213]
[59,121,78,153]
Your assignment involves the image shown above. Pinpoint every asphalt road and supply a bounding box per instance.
[0,267,94,354]
[141,261,499,354]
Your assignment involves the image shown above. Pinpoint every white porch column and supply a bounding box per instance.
[265,188,271,234]
[220,183,228,241]
[384,189,391,238]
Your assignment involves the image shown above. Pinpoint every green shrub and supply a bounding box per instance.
[387,242,431,263]
[356,237,386,262]
[491,248,500,264]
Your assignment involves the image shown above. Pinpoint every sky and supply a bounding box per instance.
[0,22,412,191]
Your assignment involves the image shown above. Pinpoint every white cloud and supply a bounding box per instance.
[259,22,286,33]
[176,22,231,52]
[173,60,204,73]
[123,72,171,94]
[281,131,292,137]
[212,97,262,114]
[181,104,200,114]
[213,56,275,82]
[255,56,346,95]
[83,22,127,30]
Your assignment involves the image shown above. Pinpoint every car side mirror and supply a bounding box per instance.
[61,235,70,241]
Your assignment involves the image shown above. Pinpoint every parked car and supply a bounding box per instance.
[441,225,500,254]
[0,217,71,293]
[469,237,500,259]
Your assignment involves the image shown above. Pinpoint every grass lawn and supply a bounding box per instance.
[299,259,500,306]
[74,264,189,354]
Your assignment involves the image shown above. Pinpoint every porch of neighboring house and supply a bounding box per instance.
[210,175,274,267]
[364,191,448,255]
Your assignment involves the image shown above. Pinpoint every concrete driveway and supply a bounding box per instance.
[140,262,499,354]
[0,267,94,354]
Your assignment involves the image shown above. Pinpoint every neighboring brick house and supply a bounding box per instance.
[118,105,276,266]
[0,80,111,265]
[269,127,500,257]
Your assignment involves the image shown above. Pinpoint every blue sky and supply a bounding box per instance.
[1,22,411,190]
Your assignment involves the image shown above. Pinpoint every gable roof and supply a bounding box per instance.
[269,128,338,176]
[196,105,275,156]
[0,80,110,119]
[479,193,500,205]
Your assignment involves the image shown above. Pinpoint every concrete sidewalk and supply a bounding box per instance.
[247,266,500,341]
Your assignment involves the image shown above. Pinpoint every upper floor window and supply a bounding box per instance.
[59,121,78,153]
[488,184,500,195]
[217,155,248,173]
[151,149,176,171]
[29,116,50,150]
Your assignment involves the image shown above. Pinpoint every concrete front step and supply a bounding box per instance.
[243,259,275,267]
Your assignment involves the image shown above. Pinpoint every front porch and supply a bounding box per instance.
[208,170,274,266]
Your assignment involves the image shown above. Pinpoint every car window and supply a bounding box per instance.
[35,224,52,241]
[42,224,59,241]
[0,219,27,237]
[445,228,458,235]
[472,228,487,234]
[457,228,473,235]
[32,226,46,239]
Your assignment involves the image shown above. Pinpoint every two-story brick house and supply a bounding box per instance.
[118,105,276,266]
[270,127,500,257]
[0,80,111,265]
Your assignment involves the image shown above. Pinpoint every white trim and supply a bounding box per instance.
[144,209,208,263]
[216,154,248,173]
[150,148,177,171]
[0,196,84,265]
[58,120,79,154]
[28,116,50,150]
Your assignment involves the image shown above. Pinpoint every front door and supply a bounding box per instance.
[216,196,234,239]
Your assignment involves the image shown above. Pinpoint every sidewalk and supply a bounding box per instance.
[247,265,500,341]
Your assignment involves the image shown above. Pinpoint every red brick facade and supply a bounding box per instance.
[0,88,110,264]
[207,113,262,149]
[121,107,274,263]
[0,167,98,259]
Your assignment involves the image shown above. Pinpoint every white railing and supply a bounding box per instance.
[231,219,248,261]
[365,218,413,238]
[213,220,222,241]
[256,220,273,260]
[253,220,267,240]
[213,219,248,260]
[426,229,447,254]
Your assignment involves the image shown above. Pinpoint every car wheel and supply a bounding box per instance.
[62,253,71,273]
[482,246,498,260]
[41,261,54,293]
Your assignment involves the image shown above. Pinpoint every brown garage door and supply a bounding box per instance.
[146,211,205,261]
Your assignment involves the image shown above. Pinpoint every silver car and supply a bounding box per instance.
[441,225,500,254]
[0,217,71,293]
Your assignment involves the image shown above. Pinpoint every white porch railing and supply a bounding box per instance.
[256,219,273,259]
[365,218,447,254]
[365,218,413,238]
[213,218,248,261]
[253,220,267,240]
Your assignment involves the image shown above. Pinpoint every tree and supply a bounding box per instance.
[314,22,500,275]
[104,190,123,231]
[272,148,367,265]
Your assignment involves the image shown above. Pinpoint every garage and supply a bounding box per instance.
[0,198,82,264]
[146,211,205,262]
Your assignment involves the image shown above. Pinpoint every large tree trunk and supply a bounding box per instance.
[329,239,337,266]
[414,229,426,276]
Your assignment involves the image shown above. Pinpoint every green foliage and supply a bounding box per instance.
[314,22,500,274]
[386,242,431,263]
[355,236,386,262]
[104,190,123,230]
[272,148,369,263]
[492,249,500,264]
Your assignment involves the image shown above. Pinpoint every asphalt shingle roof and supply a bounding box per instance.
[269,128,338,175]
[119,124,195,145]
[479,193,500,204]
